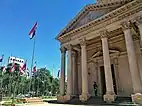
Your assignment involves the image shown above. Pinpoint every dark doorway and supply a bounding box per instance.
[100,65,117,95]
[100,66,106,95]
[111,64,117,94]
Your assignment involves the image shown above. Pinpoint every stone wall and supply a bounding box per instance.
[117,55,133,96]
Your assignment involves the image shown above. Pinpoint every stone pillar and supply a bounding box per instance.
[134,40,142,83]
[79,38,90,102]
[101,31,116,102]
[113,58,121,95]
[57,46,66,103]
[72,51,78,95]
[135,16,142,43]
[64,44,73,101]
[122,21,142,94]
[67,45,73,94]
[60,46,66,95]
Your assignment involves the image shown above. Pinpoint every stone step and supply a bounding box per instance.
[18,97,43,103]
[67,96,132,105]
[115,96,132,103]
[68,96,116,105]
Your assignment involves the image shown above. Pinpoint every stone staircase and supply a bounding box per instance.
[68,96,115,105]
[67,96,133,105]
[47,96,137,105]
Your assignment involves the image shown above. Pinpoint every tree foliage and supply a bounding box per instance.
[0,65,59,97]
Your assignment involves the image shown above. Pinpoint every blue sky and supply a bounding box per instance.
[0,0,95,77]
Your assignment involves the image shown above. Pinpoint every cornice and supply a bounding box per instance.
[58,0,141,43]
[56,0,133,40]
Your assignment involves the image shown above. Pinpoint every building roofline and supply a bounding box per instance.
[56,0,133,40]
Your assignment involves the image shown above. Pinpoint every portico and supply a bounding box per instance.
[56,0,142,103]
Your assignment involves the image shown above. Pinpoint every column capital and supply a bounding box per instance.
[121,21,132,30]
[60,46,66,53]
[100,30,109,39]
[79,38,86,46]
[135,16,142,26]
[66,44,72,50]
[72,51,76,57]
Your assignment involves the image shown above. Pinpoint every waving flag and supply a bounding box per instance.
[33,62,37,73]
[2,66,6,72]
[20,60,27,74]
[0,55,4,62]
[10,63,16,73]
[29,22,37,39]
[0,66,6,72]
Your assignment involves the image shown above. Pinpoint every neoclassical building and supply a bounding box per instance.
[56,0,142,103]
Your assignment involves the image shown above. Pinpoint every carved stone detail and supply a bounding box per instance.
[60,46,66,53]
[121,21,132,30]
[132,34,140,41]
[66,44,72,50]
[72,51,76,57]
[135,16,142,26]
[100,30,109,39]
[80,38,86,46]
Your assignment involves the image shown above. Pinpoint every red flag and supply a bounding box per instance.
[2,66,6,72]
[29,22,37,39]
[20,60,27,74]
[9,58,16,73]
[10,63,16,73]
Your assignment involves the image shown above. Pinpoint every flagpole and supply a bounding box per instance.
[29,34,36,93]
[52,64,54,78]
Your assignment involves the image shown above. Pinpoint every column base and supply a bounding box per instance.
[79,94,90,102]
[57,95,66,103]
[103,93,116,103]
[64,95,73,101]
[131,93,142,104]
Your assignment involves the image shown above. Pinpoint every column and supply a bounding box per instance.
[81,39,88,95]
[101,31,115,95]
[66,44,73,95]
[60,46,66,95]
[72,51,78,95]
[135,16,142,42]
[79,38,89,101]
[134,40,142,82]
[122,21,142,93]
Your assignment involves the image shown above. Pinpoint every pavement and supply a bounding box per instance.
[16,103,84,106]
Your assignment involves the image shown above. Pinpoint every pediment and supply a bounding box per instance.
[57,0,132,39]
[67,8,115,31]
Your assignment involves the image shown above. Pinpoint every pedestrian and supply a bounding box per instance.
[93,82,98,96]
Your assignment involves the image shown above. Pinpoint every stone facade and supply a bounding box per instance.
[56,0,142,103]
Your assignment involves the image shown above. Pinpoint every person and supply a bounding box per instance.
[93,82,98,96]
